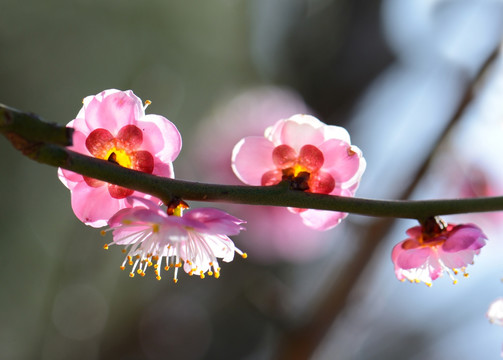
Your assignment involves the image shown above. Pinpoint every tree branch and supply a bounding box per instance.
[2,136,503,220]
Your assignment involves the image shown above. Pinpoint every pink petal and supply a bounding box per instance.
[393,243,433,270]
[83,176,105,188]
[261,169,282,186]
[298,144,324,171]
[183,208,245,235]
[405,226,423,239]
[232,136,275,185]
[112,207,166,226]
[318,139,363,184]
[71,182,126,227]
[84,90,142,133]
[58,168,83,189]
[321,124,351,143]
[70,115,92,136]
[278,117,325,151]
[85,129,114,157]
[272,144,297,168]
[152,159,174,178]
[442,225,486,252]
[68,130,90,155]
[439,249,476,269]
[309,171,335,194]
[137,114,182,162]
[131,150,154,173]
[117,125,143,150]
[299,209,348,231]
[427,256,443,280]
[108,184,134,199]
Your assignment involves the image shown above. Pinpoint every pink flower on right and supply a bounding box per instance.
[231,114,366,231]
[392,219,487,286]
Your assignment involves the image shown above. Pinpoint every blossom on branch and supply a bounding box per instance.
[103,198,247,283]
[392,218,487,286]
[58,89,182,227]
[231,114,366,230]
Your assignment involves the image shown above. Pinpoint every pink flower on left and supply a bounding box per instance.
[58,89,182,227]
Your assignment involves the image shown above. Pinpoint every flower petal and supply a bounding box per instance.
[183,208,245,235]
[108,184,134,199]
[442,224,487,252]
[138,114,182,161]
[299,208,348,231]
[131,150,154,174]
[272,144,297,168]
[261,169,282,186]
[84,90,143,133]
[439,248,478,269]
[85,129,114,157]
[298,144,324,171]
[152,159,174,178]
[58,168,82,190]
[277,116,325,150]
[71,182,126,227]
[392,243,433,270]
[232,136,275,185]
[117,125,143,150]
[309,171,335,194]
[318,139,364,184]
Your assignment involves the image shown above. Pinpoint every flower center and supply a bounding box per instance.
[261,144,335,194]
[418,216,449,247]
[167,198,190,217]
[106,147,132,168]
[281,165,311,191]
[83,126,155,199]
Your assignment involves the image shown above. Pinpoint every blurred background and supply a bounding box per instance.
[2,0,503,359]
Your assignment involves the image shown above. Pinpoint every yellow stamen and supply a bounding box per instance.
[105,147,132,168]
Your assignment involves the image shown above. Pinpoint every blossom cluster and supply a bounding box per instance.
[58,89,247,282]
[58,89,488,290]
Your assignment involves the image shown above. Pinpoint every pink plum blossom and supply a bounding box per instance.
[231,114,365,231]
[392,218,487,286]
[58,89,182,227]
[104,198,246,282]
[185,87,331,262]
